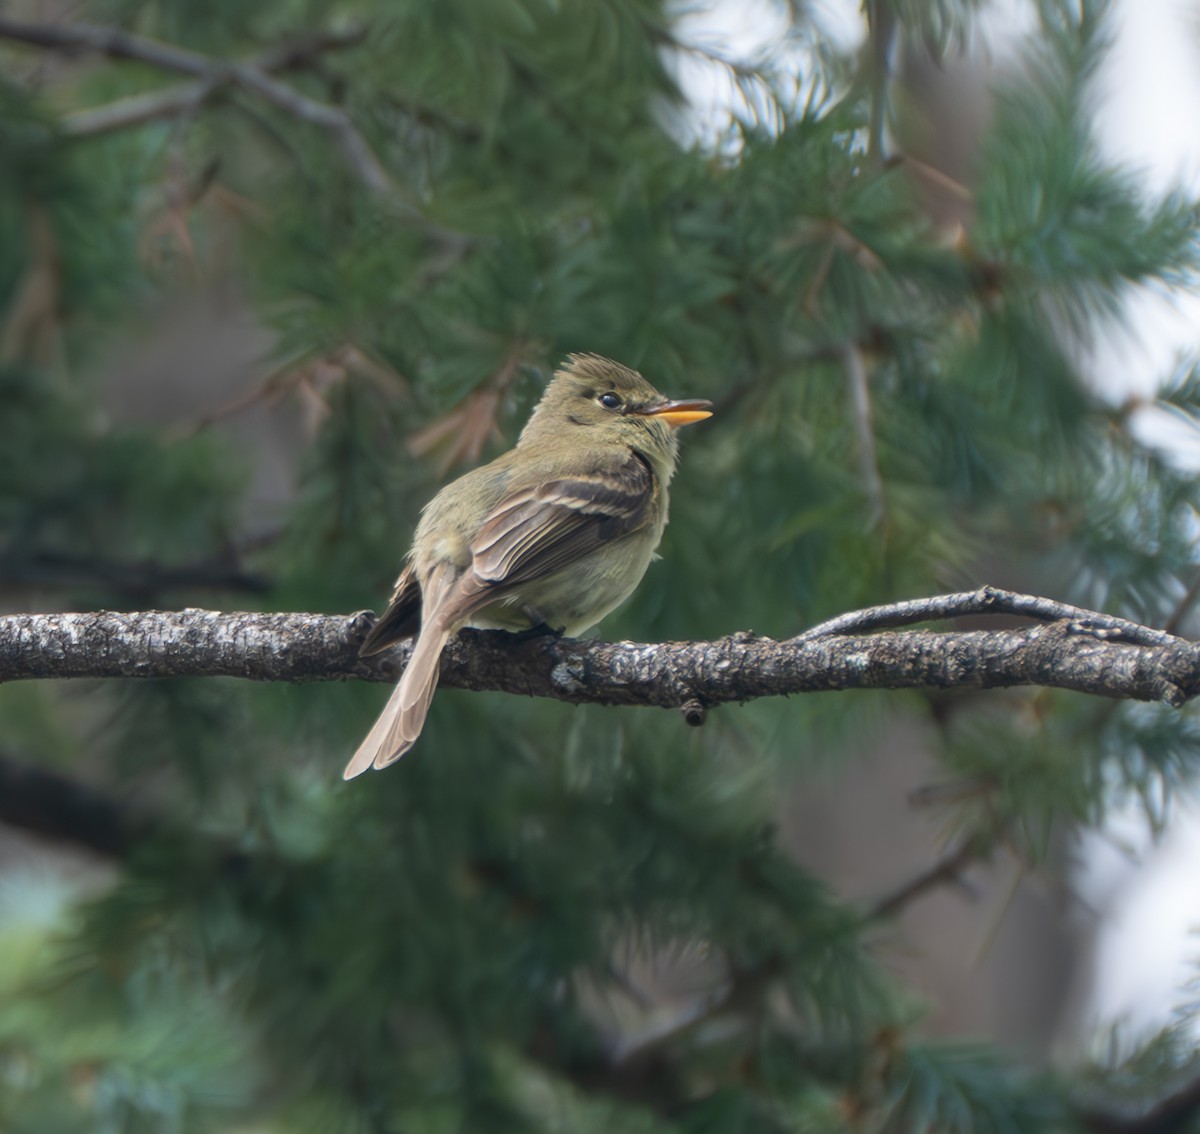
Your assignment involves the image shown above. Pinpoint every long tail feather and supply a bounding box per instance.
[344,560,468,779]
[342,623,452,778]
[343,680,407,779]
[378,622,452,769]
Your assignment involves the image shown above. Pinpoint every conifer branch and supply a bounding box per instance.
[0,16,390,193]
[0,16,214,75]
[1,592,1199,711]
[58,25,368,137]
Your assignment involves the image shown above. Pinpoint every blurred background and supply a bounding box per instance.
[4,0,1200,1129]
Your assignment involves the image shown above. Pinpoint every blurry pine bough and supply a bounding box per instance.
[5,1,1200,1131]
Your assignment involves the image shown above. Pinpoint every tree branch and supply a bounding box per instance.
[0,750,152,858]
[868,838,984,920]
[0,15,391,193]
[2,591,1199,712]
[62,82,213,136]
[795,585,1175,646]
[0,16,212,74]
[59,24,368,137]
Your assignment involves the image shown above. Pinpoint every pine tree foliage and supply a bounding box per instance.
[4,0,1200,1128]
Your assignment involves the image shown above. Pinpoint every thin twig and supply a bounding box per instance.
[970,852,1026,968]
[63,82,211,136]
[840,340,886,526]
[250,24,368,72]
[864,0,898,168]
[0,15,391,194]
[0,203,61,368]
[889,153,975,202]
[0,16,211,74]
[61,25,368,137]
[609,958,777,1066]
[227,63,391,193]
[407,341,531,472]
[609,981,735,1065]
[869,839,982,920]
[1163,570,1200,637]
[794,584,1178,648]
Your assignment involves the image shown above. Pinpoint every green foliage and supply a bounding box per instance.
[0,366,246,607]
[0,871,258,1132]
[881,1041,1067,1133]
[3,0,1200,1129]
[1072,1015,1200,1130]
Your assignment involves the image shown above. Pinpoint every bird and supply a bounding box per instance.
[343,353,712,778]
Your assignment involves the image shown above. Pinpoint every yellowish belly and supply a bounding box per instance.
[466,533,659,637]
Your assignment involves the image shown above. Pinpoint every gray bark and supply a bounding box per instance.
[1,601,1197,713]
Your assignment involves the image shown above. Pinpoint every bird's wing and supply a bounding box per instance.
[358,561,422,657]
[468,450,656,588]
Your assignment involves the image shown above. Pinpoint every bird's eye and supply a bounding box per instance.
[598,392,622,410]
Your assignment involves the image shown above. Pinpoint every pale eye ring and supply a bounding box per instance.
[598,392,622,410]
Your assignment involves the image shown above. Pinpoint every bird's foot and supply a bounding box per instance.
[509,621,565,643]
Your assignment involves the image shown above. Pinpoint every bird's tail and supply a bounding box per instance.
[342,619,453,779]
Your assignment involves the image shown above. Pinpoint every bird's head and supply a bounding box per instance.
[519,354,712,467]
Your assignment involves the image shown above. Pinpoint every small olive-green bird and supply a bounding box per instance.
[343,353,712,778]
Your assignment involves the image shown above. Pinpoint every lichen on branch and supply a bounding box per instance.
[2,588,1198,713]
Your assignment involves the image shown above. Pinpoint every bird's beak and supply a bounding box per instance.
[639,398,714,428]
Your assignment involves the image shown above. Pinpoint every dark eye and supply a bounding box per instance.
[598,392,622,410]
